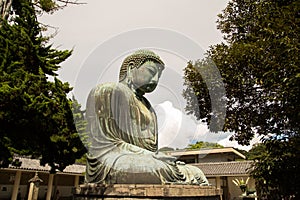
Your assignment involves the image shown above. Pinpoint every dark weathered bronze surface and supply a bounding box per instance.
[85,50,208,185]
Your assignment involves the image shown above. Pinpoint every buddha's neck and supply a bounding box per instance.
[120,79,145,97]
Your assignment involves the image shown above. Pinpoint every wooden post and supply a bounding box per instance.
[74,175,79,188]
[46,174,54,200]
[11,171,22,200]
[216,176,221,189]
[27,182,34,200]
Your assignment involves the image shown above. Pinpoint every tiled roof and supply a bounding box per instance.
[167,147,246,159]
[7,157,85,175]
[5,158,253,177]
[193,161,254,176]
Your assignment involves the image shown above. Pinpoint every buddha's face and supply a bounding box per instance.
[131,60,163,94]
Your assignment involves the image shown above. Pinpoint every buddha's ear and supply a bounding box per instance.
[126,61,135,79]
[128,61,135,70]
[127,61,135,76]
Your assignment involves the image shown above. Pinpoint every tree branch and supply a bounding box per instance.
[0,0,13,21]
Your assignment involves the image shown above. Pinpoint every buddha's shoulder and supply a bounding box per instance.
[93,82,130,95]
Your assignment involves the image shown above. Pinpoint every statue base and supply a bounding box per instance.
[73,184,222,200]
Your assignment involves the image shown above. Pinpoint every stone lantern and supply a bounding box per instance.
[27,172,43,200]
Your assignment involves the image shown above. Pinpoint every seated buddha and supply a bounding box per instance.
[85,50,208,185]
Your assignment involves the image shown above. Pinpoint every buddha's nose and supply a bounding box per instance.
[151,73,159,83]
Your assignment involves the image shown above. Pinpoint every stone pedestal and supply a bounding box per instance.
[73,184,222,200]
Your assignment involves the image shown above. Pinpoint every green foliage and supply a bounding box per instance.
[183,0,299,198]
[75,154,87,165]
[184,0,299,145]
[183,59,226,132]
[0,0,86,171]
[71,95,88,149]
[39,0,57,12]
[158,147,175,152]
[1,0,84,21]
[186,141,224,150]
[234,144,267,160]
[251,136,300,199]
[183,62,212,124]
[246,143,266,160]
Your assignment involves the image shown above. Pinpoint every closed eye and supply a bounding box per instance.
[147,66,158,76]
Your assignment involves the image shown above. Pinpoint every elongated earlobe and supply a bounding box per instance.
[126,64,134,88]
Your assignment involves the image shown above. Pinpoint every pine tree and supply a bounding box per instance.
[0,0,86,171]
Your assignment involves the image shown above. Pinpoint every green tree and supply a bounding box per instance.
[158,147,175,152]
[0,0,86,171]
[186,141,224,150]
[183,0,299,198]
[251,136,300,199]
[246,143,266,160]
[233,144,266,160]
[1,0,83,20]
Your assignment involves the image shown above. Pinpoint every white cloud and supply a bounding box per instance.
[218,133,262,151]
[155,101,261,151]
[155,101,231,149]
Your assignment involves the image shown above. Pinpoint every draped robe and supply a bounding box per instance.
[85,83,208,185]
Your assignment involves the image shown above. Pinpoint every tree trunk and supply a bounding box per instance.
[0,0,13,21]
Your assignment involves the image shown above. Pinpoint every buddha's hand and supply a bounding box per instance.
[152,152,177,165]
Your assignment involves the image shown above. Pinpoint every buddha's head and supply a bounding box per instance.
[119,50,165,95]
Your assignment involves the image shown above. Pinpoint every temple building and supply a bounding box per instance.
[0,157,85,200]
[0,147,255,200]
[166,147,255,200]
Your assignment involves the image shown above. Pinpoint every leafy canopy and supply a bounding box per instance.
[186,141,224,150]
[184,0,299,145]
[183,0,299,198]
[0,0,86,171]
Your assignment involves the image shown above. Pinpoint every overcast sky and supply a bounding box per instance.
[40,0,229,86]
[39,0,257,150]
